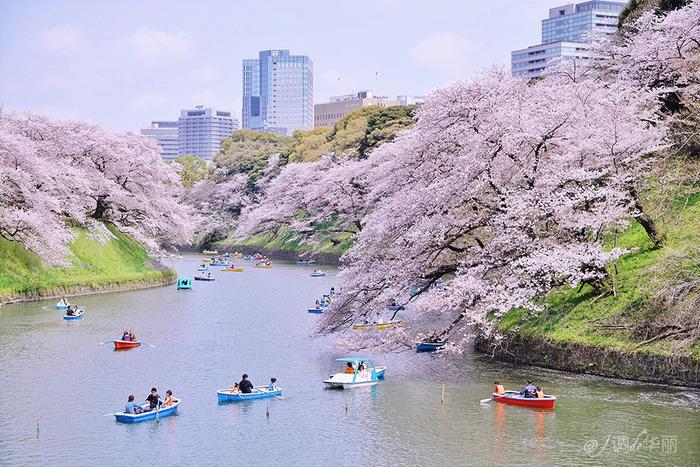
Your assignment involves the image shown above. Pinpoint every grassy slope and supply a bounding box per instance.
[497,193,700,359]
[0,224,175,300]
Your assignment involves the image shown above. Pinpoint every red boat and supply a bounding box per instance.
[492,390,556,409]
[114,340,141,350]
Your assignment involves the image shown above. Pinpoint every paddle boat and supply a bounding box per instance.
[202,249,218,255]
[323,358,385,389]
[202,258,214,263]
[308,308,324,314]
[296,259,317,265]
[255,263,272,269]
[310,270,326,277]
[491,390,556,409]
[352,319,402,331]
[194,275,216,281]
[114,340,141,350]
[113,400,180,423]
[222,266,244,272]
[56,299,70,311]
[216,386,283,403]
[210,261,229,267]
[62,307,85,320]
[243,255,255,261]
[221,252,230,258]
[177,277,192,290]
[416,341,446,352]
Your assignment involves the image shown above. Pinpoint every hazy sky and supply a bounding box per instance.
[0,0,557,131]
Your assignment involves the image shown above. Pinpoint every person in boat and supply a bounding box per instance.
[330,287,336,296]
[239,374,254,394]
[129,330,137,341]
[125,395,143,414]
[66,305,76,316]
[58,297,69,306]
[494,380,506,395]
[358,361,366,372]
[229,382,240,394]
[535,386,545,398]
[268,378,277,391]
[122,331,131,342]
[344,362,355,374]
[164,390,175,407]
[520,380,537,398]
[207,272,212,278]
[145,387,162,411]
[314,299,321,308]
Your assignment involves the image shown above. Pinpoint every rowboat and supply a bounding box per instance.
[196,267,209,272]
[202,258,214,263]
[217,387,282,403]
[492,390,556,409]
[296,259,317,265]
[222,267,244,272]
[56,301,70,311]
[62,308,85,320]
[114,340,141,350]
[324,358,385,389]
[194,276,216,281]
[352,320,402,331]
[210,262,229,267]
[177,277,192,289]
[203,249,218,255]
[416,342,446,352]
[308,308,324,314]
[113,400,180,423]
[310,271,326,277]
[255,264,272,269]
[243,255,255,261]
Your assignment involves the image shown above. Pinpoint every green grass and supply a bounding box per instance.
[217,224,353,256]
[0,224,175,301]
[496,192,700,359]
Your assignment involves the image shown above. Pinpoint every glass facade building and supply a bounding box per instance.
[177,106,238,160]
[511,1,625,79]
[140,121,179,159]
[241,49,313,135]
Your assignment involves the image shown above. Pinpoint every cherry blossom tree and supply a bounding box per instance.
[0,113,194,264]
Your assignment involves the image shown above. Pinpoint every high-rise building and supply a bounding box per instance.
[177,106,238,160]
[241,49,313,135]
[140,121,179,159]
[314,91,399,129]
[511,1,625,79]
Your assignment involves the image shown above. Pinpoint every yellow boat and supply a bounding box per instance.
[202,258,214,263]
[222,267,244,272]
[352,320,402,331]
[255,265,273,269]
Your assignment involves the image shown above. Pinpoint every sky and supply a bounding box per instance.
[0,0,557,132]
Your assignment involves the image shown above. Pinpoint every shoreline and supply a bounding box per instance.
[0,274,176,307]
[183,244,342,264]
[475,332,700,388]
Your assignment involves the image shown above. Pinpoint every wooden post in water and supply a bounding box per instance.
[266,402,270,418]
[345,398,348,414]
[441,384,445,404]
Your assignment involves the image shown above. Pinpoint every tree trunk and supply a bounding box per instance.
[92,195,109,220]
[630,187,664,248]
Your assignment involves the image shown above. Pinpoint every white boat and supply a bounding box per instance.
[323,358,385,389]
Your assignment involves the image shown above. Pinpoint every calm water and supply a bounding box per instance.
[0,255,698,466]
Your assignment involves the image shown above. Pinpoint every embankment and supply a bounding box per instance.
[475,333,700,387]
[0,224,176,306]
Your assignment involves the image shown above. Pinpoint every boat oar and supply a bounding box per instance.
[480,398,492,404]
[138,341,156,348]
[99,340,116,346]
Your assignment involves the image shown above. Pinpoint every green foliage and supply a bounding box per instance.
[287,128,332,163]
[214,129,293,180]
[359,105,416,157]
[0,224,175,301]
[174,155,208,188]
[618,0,690,27]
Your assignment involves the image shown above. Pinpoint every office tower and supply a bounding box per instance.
[314,91,399,129]
[140,121,179,159]
[177,106,238,160]
[241,49,313,135]
[511,1,625,79]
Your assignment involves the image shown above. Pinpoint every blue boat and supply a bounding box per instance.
[323,358,386,388]
[177,277,192,290]
[194,276,215,281]
[308,308,324,314]
[310,271,326,277]
[62,308,84,320]
[217,387,282,403]
[416,342,446,352]
[210,262,229,267]
[296,259,317,265]
[56,301,70,311]
[196,267,209,272]
[113,400,180,423]
[243,255,255,261]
